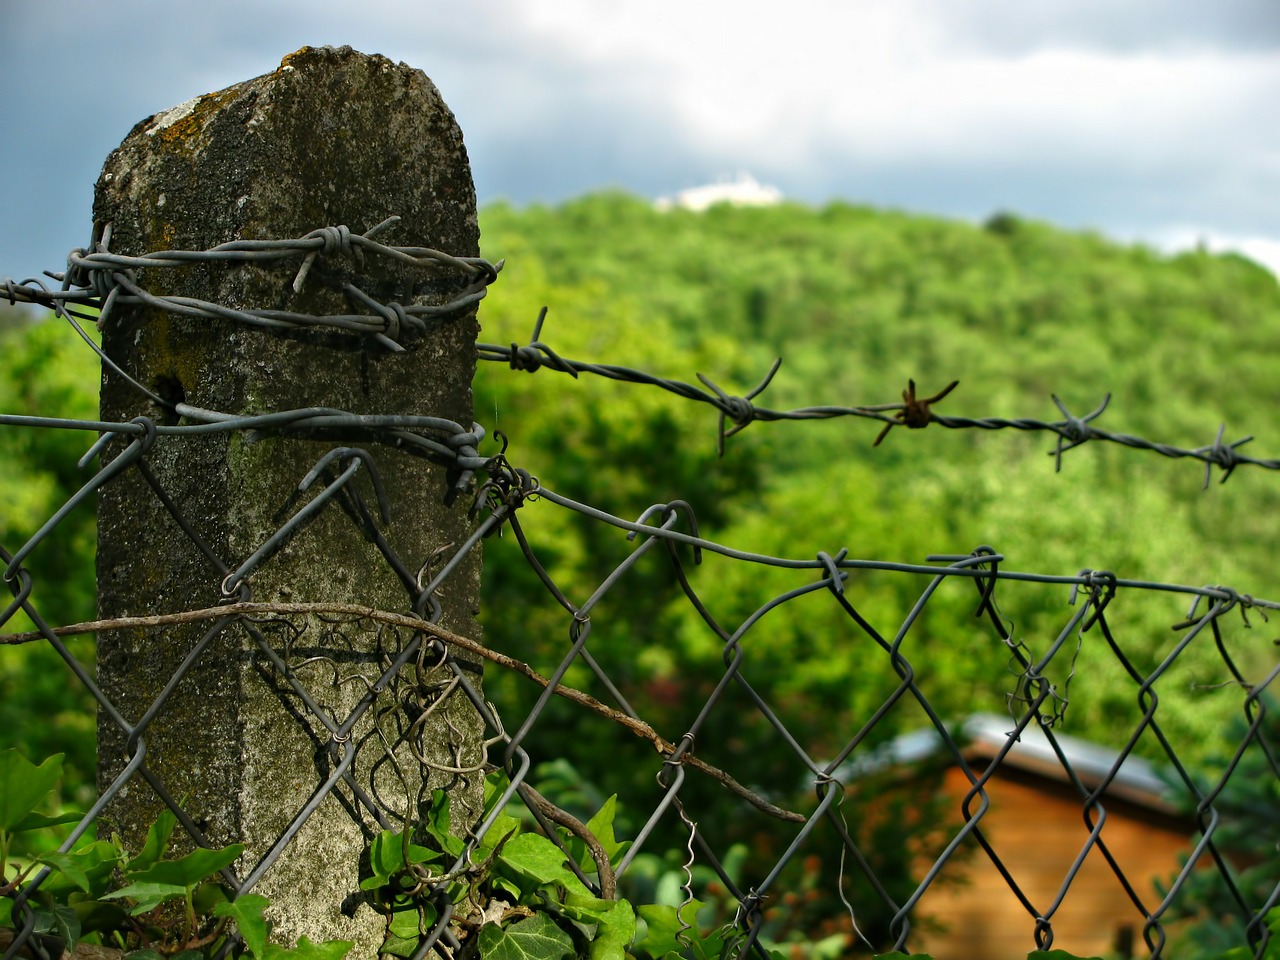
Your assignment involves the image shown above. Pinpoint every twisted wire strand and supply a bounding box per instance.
[480,308,1275,485]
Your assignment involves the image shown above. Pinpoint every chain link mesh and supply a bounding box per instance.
[1,230,1277,960]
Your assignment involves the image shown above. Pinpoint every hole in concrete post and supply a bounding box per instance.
[151,374,186,425]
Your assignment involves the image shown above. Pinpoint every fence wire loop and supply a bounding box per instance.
[817,548,849,596]
[1071,568,1118,631]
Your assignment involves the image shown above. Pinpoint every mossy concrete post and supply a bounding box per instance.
[94,47,484,954]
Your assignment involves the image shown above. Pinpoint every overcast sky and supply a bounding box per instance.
[2,0,1278,282]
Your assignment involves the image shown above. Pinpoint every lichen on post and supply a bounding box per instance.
[94,46,486,955]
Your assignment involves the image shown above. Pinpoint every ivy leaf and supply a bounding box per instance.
[11,809,85,832]
[475,789,523,863]
[361,829,441,891]
[260,936,353,960]
[35,851,93,893]
[423,790,466,859]
[125,843,243,888]
[129,810,178,873]
[477,914,575,960]
[192,879,231,916]
[481,773,522,831]
[583,796,629,867]
[34,840,122,898]
[634,902,706,959]
[494,833,590,900]
[213,894,271,959]
[29,904,81,950]
[103,881,189,915]
[575,896,634,960]
[490,874,523,902]
[380,898,439,958]
[0,749,63,832]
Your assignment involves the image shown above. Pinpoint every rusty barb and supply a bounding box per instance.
[872,379,960,446]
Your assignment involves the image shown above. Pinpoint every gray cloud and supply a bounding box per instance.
[0,0,1276,284]
[924,0,1280,54]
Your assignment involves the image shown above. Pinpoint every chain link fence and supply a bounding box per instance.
[2,227,1278,960]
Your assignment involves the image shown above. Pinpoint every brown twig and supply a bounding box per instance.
[0,602,806,823]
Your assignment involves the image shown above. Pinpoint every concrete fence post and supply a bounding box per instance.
[93,46,485,954]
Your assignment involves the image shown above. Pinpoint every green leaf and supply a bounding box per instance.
[491,874,524,902]
[423,790,466,859]
[580,896,635,960]
[495,832,591,899]
[478,824,521,871]
[634,902,705,959]
[71,896,129,936]
[214,894,271,959]
[130,810,178,873]
[0,749,63,832]
[583,796,629,867]
[35,851,93,893]
[361,829,441,891]
[29,904,81,948]
[103,881,190,914]
[34,840,122,898]
[11,809,85,832]
[261,935,353,960]
[191,879,231,916]
[380,898,439,958]
[126,843,243,888]
[477,913,575,960]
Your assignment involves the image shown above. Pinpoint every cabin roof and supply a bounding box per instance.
[837,713,1180,814]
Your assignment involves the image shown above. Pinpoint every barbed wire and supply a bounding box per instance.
[4,234,1274,488]
[481,306,1276,486]
[2,217,501,354]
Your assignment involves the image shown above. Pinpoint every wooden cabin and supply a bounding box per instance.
[880,715,1198,959]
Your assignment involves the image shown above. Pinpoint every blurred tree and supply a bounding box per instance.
[0,306,99,799]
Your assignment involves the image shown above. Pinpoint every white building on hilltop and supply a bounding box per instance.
[655,173,783,212]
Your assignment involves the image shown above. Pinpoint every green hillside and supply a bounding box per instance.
[470,192,1280,768]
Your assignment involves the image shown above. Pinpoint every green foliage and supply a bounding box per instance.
[0,308,100,799]
[0,749,1243,960]
[1218,908,1280,960]
[0,746,351,960]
